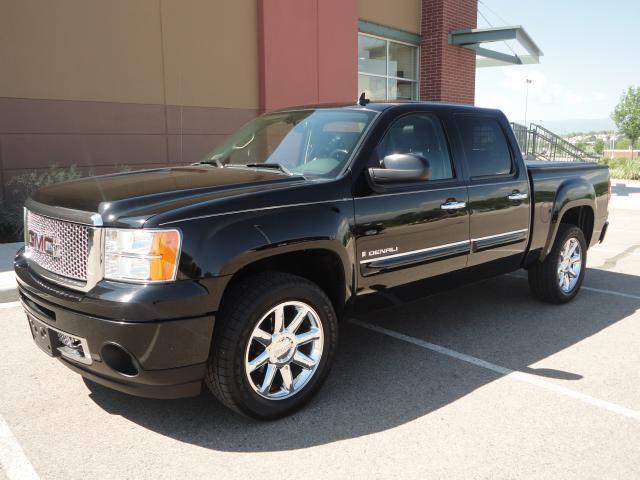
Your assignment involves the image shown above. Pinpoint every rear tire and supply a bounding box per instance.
[528,224,587,304]
[205,272,338,420]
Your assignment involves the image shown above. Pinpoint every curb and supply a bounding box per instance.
[0,271,18,303]
[0,243,20,303]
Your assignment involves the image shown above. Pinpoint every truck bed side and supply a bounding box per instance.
[525,161,609,265]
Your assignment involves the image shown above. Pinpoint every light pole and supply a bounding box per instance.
[524,79,533,128]
[610,131,615,159]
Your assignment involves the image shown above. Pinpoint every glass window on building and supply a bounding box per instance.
[358,33,419,101]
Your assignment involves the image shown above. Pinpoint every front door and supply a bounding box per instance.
[354,111,470,291]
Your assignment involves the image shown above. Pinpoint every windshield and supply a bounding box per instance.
[202,108,376,178]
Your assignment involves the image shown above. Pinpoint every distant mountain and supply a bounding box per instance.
[529,118,616,135]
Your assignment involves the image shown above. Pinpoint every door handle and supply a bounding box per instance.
[440,201,467,211]
[508,192,528,201]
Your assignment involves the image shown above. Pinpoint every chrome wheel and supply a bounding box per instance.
[557,237,582,293]
[244,301,324,400]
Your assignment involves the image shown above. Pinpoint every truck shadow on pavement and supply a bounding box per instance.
[611,182,640,197]
[85,268,640,452]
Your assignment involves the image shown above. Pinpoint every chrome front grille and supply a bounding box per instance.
[26,210,90,281]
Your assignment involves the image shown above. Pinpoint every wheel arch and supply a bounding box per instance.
[219,246,352,318]
[540,178,596,261]
[559,205,594,245]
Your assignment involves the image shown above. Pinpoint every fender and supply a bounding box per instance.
[176,201,355,308]
[540,177,596,261]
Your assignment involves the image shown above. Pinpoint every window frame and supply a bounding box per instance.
[358,32,420,101]
[370,111,459,188]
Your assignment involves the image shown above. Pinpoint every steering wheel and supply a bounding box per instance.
[329,149,350,161]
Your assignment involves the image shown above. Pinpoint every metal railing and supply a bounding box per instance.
[511,122,530,154]
[510,122,598,163]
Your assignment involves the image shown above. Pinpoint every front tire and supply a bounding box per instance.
[528,224,587,304]
[205,272,338,419]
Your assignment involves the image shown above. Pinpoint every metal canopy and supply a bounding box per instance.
[449,25,543,68]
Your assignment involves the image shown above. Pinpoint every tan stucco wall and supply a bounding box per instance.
[358,0,421,34]
[160,0,258,108]
[0,0,258,109]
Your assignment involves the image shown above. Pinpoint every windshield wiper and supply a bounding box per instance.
[198,155,225,168]
[242,163,293,176]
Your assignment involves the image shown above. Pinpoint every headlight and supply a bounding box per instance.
[104,229,181,283]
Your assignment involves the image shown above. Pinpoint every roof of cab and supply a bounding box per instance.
[270,101,502,116]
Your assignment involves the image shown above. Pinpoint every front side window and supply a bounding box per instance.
[456,117,513,177]
[202,109,376,179]
[358,33,419,101]
[372,113,454,181]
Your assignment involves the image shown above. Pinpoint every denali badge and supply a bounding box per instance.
[362,246,399,258]
[27,230,61,258]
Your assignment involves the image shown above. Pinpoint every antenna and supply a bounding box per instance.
[358,92,370,106]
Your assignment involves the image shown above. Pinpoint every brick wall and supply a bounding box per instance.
[420,0,477,104]
[604,150,637,159]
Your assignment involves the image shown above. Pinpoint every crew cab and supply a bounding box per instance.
[14,101,610,419]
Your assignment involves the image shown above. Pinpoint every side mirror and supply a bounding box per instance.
[368,153,431,184]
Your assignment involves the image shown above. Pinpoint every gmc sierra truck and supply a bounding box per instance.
[14,101,610,419]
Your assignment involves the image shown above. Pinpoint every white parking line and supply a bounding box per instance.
[590,247,640,257]
[0,302,20,310]
[350,319,640,422]
[0,415,40,480]
[580,285,640,301]
[506,274,640,301]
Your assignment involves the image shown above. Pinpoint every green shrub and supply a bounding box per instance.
[0,165,84,243]
[7,164,83,209]
[599,157,640,180]
[0,207,23,244]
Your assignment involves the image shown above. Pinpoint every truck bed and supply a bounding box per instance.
[525,159,609,261]
[525,159,608,173]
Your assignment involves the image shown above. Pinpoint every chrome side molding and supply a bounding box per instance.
[360,229,530,266]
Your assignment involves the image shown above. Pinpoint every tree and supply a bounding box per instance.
[611,86,640,161]
[615,137,631,150]
[593,138,605,156]
[575,139,588,152]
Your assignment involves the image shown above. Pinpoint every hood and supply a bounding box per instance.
[32,166,307,224]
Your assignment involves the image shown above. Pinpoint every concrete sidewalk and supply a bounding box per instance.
[611,179,640,210]
[0,242,21,301]
[0,242,21,271]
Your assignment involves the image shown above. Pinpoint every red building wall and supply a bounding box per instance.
[258,0,358,111]
[259,0,477,109]
[420,0,477,104]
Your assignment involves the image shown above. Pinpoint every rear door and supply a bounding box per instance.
[454,114,531,268]
[354,110,470,290]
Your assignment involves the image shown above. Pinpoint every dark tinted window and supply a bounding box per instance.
[373,113,454,180]
[457,116,512,177]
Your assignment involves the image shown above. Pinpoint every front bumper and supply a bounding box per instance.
[15,252,220,399]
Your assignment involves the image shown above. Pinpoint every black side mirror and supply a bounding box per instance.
[368,153,431,184]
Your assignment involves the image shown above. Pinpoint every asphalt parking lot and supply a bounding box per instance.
[1,181,639,479]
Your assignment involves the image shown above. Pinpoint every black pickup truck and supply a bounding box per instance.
[15,101,609,419]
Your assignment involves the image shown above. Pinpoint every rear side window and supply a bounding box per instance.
[456,116,512,177]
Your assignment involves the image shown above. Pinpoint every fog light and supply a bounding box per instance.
[101,343,139,376]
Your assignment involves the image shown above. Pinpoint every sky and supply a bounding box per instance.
[474,0,640,127]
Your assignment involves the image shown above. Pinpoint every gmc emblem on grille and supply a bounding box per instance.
[27,230,61,258]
